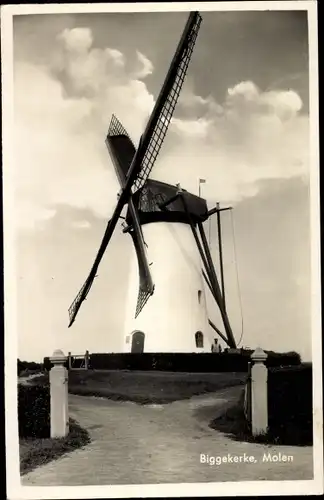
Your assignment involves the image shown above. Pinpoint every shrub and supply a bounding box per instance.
[211,363,312,446]
[42,351,300,373]
[17,359,43,375]
[267,363,313,445]
[88,351,301,372]
[18,384,50,438]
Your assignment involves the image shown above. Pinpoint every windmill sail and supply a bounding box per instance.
[128,216,155,317]
[68,217,112,326]
[105,114,137,184]
[106,115,154,318]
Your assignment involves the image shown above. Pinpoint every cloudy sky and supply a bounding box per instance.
[13,8,312,361]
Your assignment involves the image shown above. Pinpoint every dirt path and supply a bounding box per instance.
[22,386,313,485]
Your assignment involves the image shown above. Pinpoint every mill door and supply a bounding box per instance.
[131,331,145,353]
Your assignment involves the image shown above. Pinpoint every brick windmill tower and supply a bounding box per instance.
[68,12,237,353]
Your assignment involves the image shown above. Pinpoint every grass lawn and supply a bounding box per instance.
[30,370,247,404]
[68,370,247,404]
[209,392,276,444]
[20,418,91,475]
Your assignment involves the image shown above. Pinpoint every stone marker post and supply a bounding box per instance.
[251,347,268,436]
[49,349,69,438]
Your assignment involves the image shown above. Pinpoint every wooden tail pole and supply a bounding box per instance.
[197,221,237,349]
[177,189,236,348]
[208,318,229,345]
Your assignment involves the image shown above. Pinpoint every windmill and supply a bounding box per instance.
[68,11,237,353]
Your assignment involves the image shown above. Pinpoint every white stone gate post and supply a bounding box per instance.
[251,347,268,436]
[49,349,69,438]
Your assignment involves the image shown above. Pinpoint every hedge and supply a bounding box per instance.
[267,363,313,445]
[55,351,300,372]
[18,359,43,376]
[18,384,51,438]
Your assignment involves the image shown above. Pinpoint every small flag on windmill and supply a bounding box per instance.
[198,178,206,197]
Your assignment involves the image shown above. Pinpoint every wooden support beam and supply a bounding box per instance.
[197,221,236,348]
[208,319,230,345]
[207,206,232,217]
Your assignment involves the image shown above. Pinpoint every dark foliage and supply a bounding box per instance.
[43,350,301,373]
[85,351,301,372]
[267,363,313,445]
[18,384,51,438]
[211,363,313,446]
[17,359,43,376]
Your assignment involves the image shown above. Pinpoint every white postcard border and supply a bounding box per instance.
[2,1,322,498]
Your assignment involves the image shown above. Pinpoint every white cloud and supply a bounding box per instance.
[260,89,303,121]
[178,85,224,118]
[105,48,125,67]
[227,81,303,119]
[153,81,309,204]
[16,200,57,231]
[14,29,156,230]
[57,27,93,53]
[133,51,154,79]
[171,117,211,138]
[228,80,260,101]
[71,220,91,229]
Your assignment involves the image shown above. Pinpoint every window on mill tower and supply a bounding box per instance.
[198,289,202,304]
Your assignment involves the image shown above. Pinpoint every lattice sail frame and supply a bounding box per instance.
[130,205,155,319]
[131,12,202,193]
[68,219,112,324]
[135,288,152,317]
[108,114,135,144]
[129,223,155,318]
